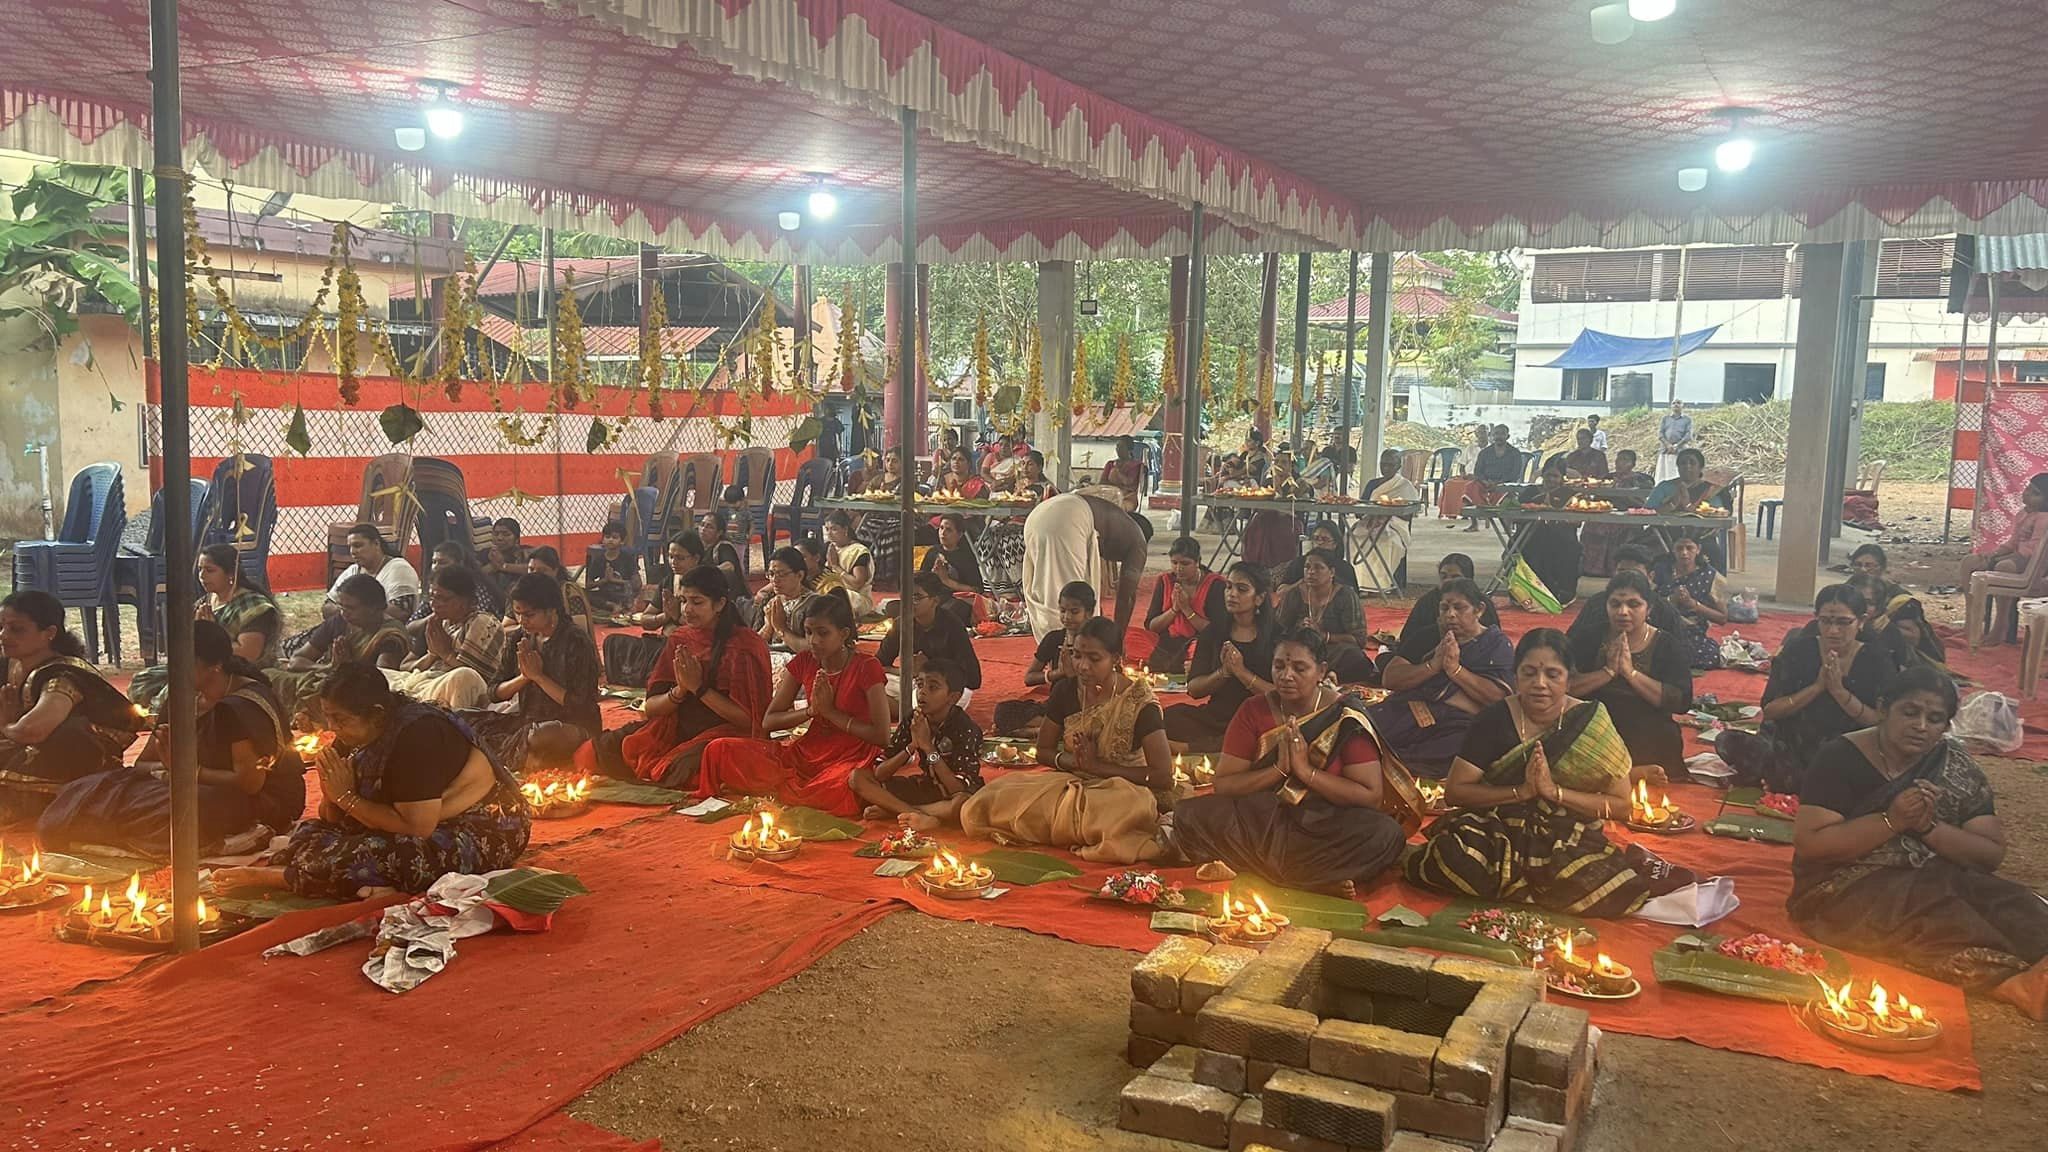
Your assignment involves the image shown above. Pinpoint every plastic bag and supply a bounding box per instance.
[1955,691,2024,754]
[1727,588,1759,624]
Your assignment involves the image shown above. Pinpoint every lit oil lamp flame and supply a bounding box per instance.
[293,731,335,757]
[75,884,93,914]
[1869,982,1888,1020]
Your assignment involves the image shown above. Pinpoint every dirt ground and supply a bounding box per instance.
[573,748,2048,1152]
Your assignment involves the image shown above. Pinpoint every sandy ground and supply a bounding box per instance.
[571,748,2048,1152]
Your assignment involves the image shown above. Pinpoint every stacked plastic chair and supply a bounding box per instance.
[12,462,126,664]
[198,453,277,591]
[763,457,832,566]
[730,447,776,575]
[412,457,491,569]
[115,477,209,665]
[325,453,416,584]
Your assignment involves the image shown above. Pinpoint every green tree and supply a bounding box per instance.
[0,163,142,345]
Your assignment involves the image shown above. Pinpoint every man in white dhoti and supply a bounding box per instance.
[1023,493,1148,639]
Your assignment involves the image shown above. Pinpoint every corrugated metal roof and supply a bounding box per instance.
[1977,234,2048,289]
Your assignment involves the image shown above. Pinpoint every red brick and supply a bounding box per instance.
[1323,939,1434,998]
[1133,935,1215,1010]
[1183,943,1260,1014]
[1198,995,1319,1065]
[1149,1044,1201,1083]
[1195,1048,1247,1094]
[1127,1033,1173,1068]
[1509,1004,1589,1090]
[1433,1017,1509,1108]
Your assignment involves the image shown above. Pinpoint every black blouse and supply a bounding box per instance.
[878,609,984,690]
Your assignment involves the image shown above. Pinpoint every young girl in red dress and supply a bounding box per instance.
[694,592,890,816]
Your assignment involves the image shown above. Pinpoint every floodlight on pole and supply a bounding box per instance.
[1714,137,1755,173]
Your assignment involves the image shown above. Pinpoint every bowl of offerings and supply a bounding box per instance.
[1803,977,1943,1053]
[729,811,803,862]
[917,851,995,899]
[0,843,67,912]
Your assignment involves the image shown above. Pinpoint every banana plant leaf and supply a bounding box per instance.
[1228,878,1371,937]
[211,890,339,920]
[1367,924,1525,967]
[777,806,863,842]
[1703,813,1795,844]
[1722,786,1764,810]
[1670,932,1850,979]
[38,851,152,885]
[585,779,689,807]
[969,848,1082,886]
[1651,946,1840,1004]
[282,403,312,455]
[481,868,590,916]
[786,414,823,452]
[379,402,425,444]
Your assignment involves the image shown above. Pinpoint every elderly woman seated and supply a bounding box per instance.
[1791,667,2048,1018]
[217,663,530,900]
[960,618,1172,863]
[1405,629,1693,916]
[1164,627,1413,895]
[1365,577,1513,778]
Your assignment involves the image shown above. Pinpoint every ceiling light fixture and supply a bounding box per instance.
[1628,0,1676,21]
[778,210,802,231]
[1714,137,1754,172]
[1677,167,1708,192]
[1589,3,1634,44]
[393,126,426,152]
[807,183,839,221]
[419,80,464,140]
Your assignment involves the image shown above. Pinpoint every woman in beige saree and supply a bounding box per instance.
[961,617,1172,863]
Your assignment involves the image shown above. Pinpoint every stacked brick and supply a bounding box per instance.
[1120,931,1597,1152]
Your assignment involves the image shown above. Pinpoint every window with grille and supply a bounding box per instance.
[1724,363,1777,404]
[1529,251,1679,303]
[1874,238,1954,299]
[1864,363,1887,401]
[1681,246,1793,300]
[1562,368,1609,401]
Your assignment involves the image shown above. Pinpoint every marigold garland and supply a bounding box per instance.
[1197,333,1213,404]
[836,285,861,393]
[1257,348,1276,413]
[639,280,669,420]
[973,311,993,408]
[1070,332,1090,417]
[1109,331,1134,415]
[1023,325,1045,416]
[1290,347,1306,416]
[1160,322,1179,404]
[552,270,589,411]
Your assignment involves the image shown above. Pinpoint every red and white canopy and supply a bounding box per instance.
[7,0,2048,260]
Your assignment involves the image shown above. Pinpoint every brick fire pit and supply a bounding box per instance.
[1119,928,1596,1151]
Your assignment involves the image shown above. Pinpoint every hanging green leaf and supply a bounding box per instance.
[283,403,312,456]
[969,848,1082,886]
[786,414,823,452]
[586,417,615,453]
[480,867,591,916]
[585,778,688,807]
[991,383,1021,415]
[378,402,425,445]
[107,390,124,414]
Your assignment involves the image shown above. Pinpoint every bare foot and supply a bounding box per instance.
[356,885,401,900]
[862,805,890,821]
[211,866,284,891]
[900,811,941,832]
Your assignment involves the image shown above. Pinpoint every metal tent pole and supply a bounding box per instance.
[1337,251,1359,496]
[896,108,919,706]
[544,229,566,553]
[1944,293,1972,543]
[1178,204,1207,533]
[149,0,201,953]
[1290,252,1311,448]
[1978,277,2001,523]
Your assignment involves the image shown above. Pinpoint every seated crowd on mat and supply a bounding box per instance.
[10,477,2048,1020]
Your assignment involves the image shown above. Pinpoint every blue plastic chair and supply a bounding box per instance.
[730,447,775,575]
[762,457,832,566]
[116,478,210,665]
[13,462,126,663]
[198,453,277,591]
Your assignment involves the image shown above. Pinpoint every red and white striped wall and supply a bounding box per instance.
[145,368,812,590]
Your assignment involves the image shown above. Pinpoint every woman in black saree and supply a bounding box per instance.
[1791,667,2048,1016]
[1164,628,1414,895]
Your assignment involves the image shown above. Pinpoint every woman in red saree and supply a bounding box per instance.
[581,566,771,789]
[695,592,890,816]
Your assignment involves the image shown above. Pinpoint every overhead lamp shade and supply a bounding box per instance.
[1628,0,1676,21]
[1677,167,1708,192]
[777,210,802,231]
[1589,3,1633,45]
[393,126,426,152]
[1714,137,1755,173]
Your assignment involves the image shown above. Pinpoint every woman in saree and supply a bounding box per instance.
[40,621,305,856]
[0,591,143,823]
[1880,595,1951,677]
[1513,458,1583,605]
[386,566,502,711]
[463,573,603,768]
[1143,537,1225,673]
[757,546,820,676]
[1648,447,1735,571]
[854,447,914,586]
[1405,629,1690,917]
[218,663,529,900]
[1164,562,1278,752]
[1368,578,1513,778]
[979,450,1054,596]
[694,593,890,816]
[584,566,772,789]
[270,573,412,725]
[1276,549,1374,685]
[823,511,876,616]
[961,617,1172,864]
[1791,667,2048,1017]
[1357,448,1422,594]
[1165,627,1411,895]
[1276,522,1359,600]
[1652,536,1726,670]
[1567,570,1693,776]
[1716,584,1894,793]
[129,543,282,709]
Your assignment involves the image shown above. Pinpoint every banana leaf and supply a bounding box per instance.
[968,848,1081,885]
[586,779,689,807]
[1703,813,1795,844]
[1651,947,1837,1004]
[481,868,590,916]
[37,851,148,885]
[1722,786,1764,810]
[1377,904,1429,928]
[1230,878,1371,937]
[378,402,425,444]
[212,890,339,920]
[1367,924,1525,967]
[777,806,862,842]
[282,403,312,456]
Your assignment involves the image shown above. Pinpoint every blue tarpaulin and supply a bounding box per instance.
[1540,326,1720,370]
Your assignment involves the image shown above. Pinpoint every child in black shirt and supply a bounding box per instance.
[850,660,984,830]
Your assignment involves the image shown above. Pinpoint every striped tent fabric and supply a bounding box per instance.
[144,367,812,590]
